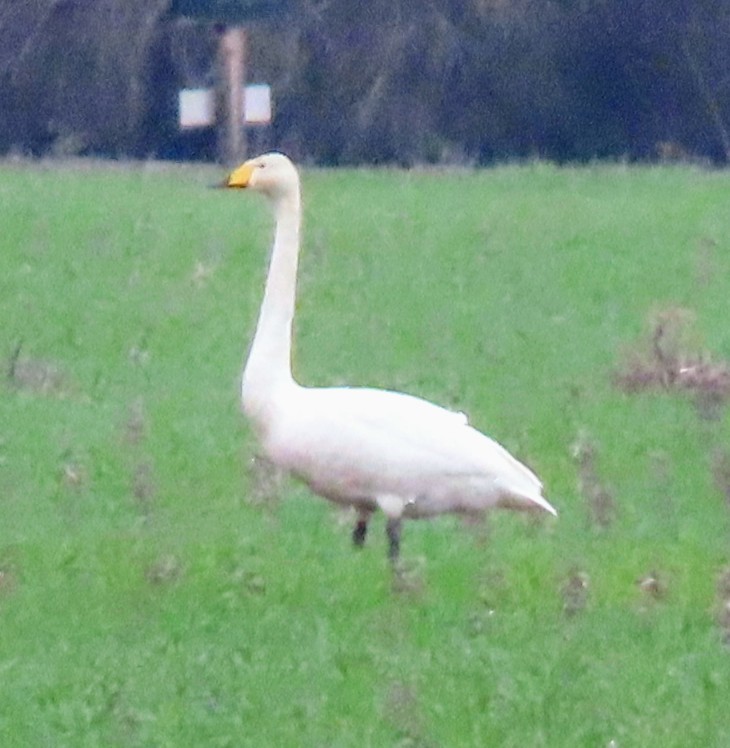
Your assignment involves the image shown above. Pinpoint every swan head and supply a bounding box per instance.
[226,152,299,203]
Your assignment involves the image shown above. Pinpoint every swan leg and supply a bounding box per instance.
[386,518,402,562]
[352,509,371,548]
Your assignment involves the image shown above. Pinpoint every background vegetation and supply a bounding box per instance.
[1,0,729,164]
[2,161,730,744]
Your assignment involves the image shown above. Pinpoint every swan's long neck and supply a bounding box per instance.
[242,188,301,419]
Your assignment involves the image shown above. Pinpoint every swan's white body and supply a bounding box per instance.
[226,153,556,560]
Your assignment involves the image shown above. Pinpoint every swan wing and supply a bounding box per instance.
[265,385,555,517]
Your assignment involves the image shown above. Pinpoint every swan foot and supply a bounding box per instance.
[352,518,368,547]
[352,508,373,548]
[386,518,402,563]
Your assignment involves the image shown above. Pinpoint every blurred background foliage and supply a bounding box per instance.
[0,0,728,165]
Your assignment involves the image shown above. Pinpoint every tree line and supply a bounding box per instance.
[1,0,728,165]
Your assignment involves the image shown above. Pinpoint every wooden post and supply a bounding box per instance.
[216,25,247,166]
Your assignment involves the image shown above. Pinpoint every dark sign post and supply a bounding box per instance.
[171,0,287,164]
[217,25,246,165]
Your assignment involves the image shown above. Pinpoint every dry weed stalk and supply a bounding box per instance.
[716,567,730,646]
[61,461,87,490]
[247,454,285,509]
[382,680,426,743]
[711,450,730,510]
[561,568,590,616]
[124,398,147,445]
[0,564,17,598]
[145,555,182,586]
[132,461,156,510]
[571,431,616,528]
[391,557,427,596]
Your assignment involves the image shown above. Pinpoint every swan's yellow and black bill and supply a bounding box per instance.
[226,161,255,189]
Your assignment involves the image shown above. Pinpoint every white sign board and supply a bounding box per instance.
[179,88,215,129]
[243,84,272,125]
[178,85,272,128]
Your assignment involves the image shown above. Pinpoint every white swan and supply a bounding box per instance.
[226,152,556,561]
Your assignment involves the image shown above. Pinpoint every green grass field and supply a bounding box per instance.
[2,158,730,746]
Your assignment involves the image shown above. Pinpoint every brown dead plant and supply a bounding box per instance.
[613,307,730,415]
